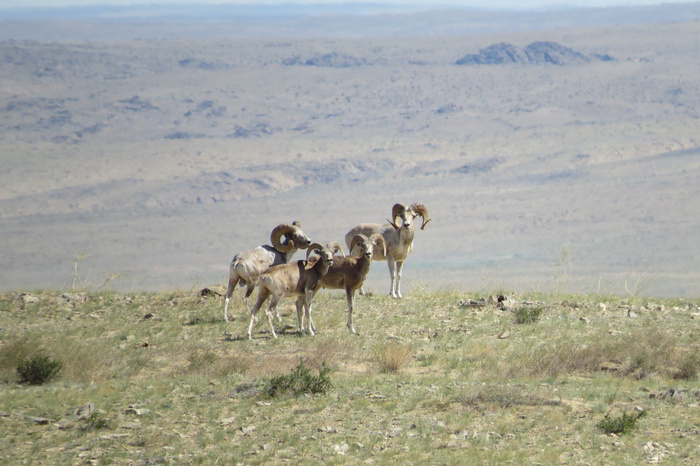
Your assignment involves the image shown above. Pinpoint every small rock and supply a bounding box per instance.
[580,317,590,324]
[120,421,142,430]
[220,417,236,426]
[75,402,96,420]
[497,330,511,339]
[600,361,622,372]
[241,425,256,435]
[628,309,638,318]
[200,287,223,297]
[333,443,349,455]
[21,294,40,304]
[124,408,148,416]
[26,416,52,425]
[319,426,337,433]
[60,293,88,306]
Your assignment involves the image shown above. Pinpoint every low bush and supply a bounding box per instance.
[16,355,62,385]
[514,306,543,324]
[263,361,332,397]
[597,410,646,435]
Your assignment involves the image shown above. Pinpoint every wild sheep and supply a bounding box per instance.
[247,243,333,340]
[223,222,311,322]
[302,235,386,334]
[345,203,431,299]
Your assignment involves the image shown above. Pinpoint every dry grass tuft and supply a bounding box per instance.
[374,342,412,373]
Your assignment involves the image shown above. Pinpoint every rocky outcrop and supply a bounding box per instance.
[455,41,614,66]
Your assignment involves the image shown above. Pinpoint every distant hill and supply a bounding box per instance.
[455,41,614,65]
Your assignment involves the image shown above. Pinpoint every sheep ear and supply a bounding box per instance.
[386,218,400,230]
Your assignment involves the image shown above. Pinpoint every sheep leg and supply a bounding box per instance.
[295,298,304,334]
[395,261,404,299]
[387,257,398,298]
[224,271,239,323]
[247,289,268,340]
[304,291,315,336]
[345,288,356,334]
[266,296,279,339]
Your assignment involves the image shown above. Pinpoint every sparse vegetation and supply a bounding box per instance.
[0,289,698,464]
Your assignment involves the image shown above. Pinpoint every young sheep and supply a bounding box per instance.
[223,222,311,322]
[345,203,431,299]
[301,235,386,334]
[246,243,333,340]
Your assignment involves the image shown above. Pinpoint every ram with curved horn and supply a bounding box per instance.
[345,203,431,298]
[223,221,311,322]
[247,243,334,339]
[302,235,386,334]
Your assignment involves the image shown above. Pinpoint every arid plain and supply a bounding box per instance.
[1,5,699,297]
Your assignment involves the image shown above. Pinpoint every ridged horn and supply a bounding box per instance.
[326,241,345,257]
[350,234,368,254]
[369,233,387,257]
[410,203,432,230]
[387,203,405,230]
[270,223,298,253]
[306,243,325,261]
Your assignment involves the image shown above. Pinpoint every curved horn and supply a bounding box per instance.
[369,233,387,257]
[410,203,432,230]
[306,243,325,261]
[350,234,368,254]
[326,241,345,257]
[387,203,405,230]
[270,224,297,253]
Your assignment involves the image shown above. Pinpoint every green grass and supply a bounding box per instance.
[0,289,699,464]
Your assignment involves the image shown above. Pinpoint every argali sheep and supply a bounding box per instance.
[224,222,311,323]
[302,235,386,334]
[247,243,333,339]
[345,203,431,298]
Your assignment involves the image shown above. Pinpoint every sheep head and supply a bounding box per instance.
[387,203,431,231]
[306,243,333,264]
[351,233,386,259]
[271,222,311,253]
[387,203,406,230]
[326,241,345,258]
[368,233,387,257]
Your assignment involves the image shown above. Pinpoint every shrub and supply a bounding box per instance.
[16,355,62,385]
[83,413,110,431]
[675,351,700,380]
[514,306,543,324]
[596,410,646,435]
[263,360,332,397]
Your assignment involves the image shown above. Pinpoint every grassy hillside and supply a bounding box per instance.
[1,288,698,464]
